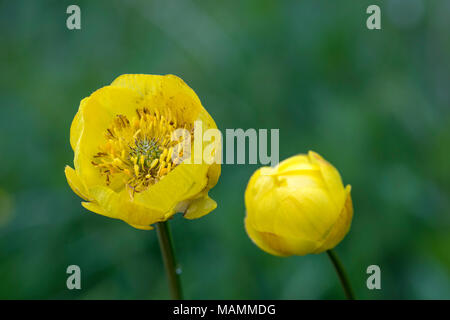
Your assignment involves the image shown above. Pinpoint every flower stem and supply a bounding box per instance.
[156,221,183,300]
[326,249,355,300]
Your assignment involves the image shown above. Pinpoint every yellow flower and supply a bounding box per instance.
[244,151,353,257]
[65,74,221,230]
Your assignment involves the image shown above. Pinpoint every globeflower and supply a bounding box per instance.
[244,151,355,299]
[65,74,221,231]
[245,151,353,256]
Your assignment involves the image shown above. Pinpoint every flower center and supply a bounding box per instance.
[92,107,192,195]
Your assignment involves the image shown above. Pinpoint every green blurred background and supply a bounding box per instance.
[1,0,449,299]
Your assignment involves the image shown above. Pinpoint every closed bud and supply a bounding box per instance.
[244,151,353,256]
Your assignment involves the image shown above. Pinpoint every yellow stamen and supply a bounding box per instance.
[93,107,190,193]
[150,159,159,169]
[166,147,173,163]
[133,129,141,140]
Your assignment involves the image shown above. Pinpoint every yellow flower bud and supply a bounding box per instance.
[244,151,353,257]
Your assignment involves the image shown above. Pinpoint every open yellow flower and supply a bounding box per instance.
[244,151,353,256]
[65,74,221,230]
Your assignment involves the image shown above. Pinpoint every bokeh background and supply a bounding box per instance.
[1,0,449,299]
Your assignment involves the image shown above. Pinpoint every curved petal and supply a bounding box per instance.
[206,163,221,190]
[308,151,346,210]
[127,223,154,230]
[184,194,217,220]
[73,86,142,190]
[70,97,89,152]
[196,104,218,131]
[87,85,144,119]
[276,154,317,172]
[82,201,154,230]
[133,162,209,218]
[245,217,318,257]
[65,166,90,201]
[82,201,107,216]
[245,168,276,230]
[110,74,205,125]
[197,107,221,189]
[89,186,165,227]
[279,187,339,240]
[314,185,353,253]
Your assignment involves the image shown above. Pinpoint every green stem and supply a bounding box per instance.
[156,221,183,300]
[326,249,355,300]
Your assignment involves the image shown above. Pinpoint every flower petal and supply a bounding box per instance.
[276,154,317,172]
[65,166,90,201]
[110,74,205,125]
[73,86,142,190]
[314,185,353,253]
[70,97,89,151]
[308,151,346,210]
[81,201,107,215]
[206,163,221,190]
[89,186,165,227]
[184,194,217,220]
[245,218,318,257]
[127,223,154,230]
[82,201,153,230]
[133,162,209,218]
